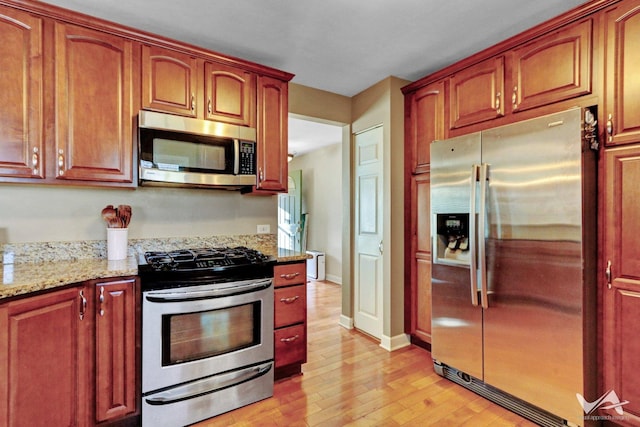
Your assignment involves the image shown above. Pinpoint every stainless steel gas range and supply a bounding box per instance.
[137,247,276,427]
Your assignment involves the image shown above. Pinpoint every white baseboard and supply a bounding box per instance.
[339,315,353,329]
[380,333,411,352]
[325,274,342,285]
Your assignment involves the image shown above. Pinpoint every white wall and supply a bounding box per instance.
[0,184,277,244]
[289,143,342,284]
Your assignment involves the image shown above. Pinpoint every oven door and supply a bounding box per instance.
[142,278,274,394]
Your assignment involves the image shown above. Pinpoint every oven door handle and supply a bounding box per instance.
[145,278,272,302]
[144,361,273,406]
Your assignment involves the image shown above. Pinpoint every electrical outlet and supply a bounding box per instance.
[257,224,271,234]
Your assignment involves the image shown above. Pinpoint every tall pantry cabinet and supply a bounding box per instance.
[601,0,640,425]
[404,81,444,347]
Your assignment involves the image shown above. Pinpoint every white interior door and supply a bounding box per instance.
[353,126,383,339]
[277,170,302,251]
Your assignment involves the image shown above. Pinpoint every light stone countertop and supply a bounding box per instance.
[0,257,138,300]
[0,236,310,301]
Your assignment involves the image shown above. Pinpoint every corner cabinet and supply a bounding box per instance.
[0,277,139,426]
[273,262,307,379]
[255,76,288,192]
[0,5,45,179]
[54,22,134,183]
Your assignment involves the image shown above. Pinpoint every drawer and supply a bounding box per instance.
[274,262,306,288]
[274,285,306,328]
[274,324,306,368]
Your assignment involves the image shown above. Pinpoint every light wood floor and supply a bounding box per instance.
[194,280,537,427]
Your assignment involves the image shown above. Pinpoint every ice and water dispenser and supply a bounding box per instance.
[434,213,470,266]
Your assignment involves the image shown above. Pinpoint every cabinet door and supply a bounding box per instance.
[256,75,288,192]
[603,144,640,425]
[410,173,432,344]
[510,18,592,113]
[142,45,199,117]
[603,0,640,146]
[95,278,138,423]
[449,56,504,129]
[204,62,256,127]
[0,6,44,179]
[0,286,89,427]
[407,81,444,174]
[54,22,134,183]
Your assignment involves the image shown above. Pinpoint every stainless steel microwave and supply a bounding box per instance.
[138,111,257,189]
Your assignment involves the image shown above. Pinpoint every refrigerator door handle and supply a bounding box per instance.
[479,163,489,309]
[469,164,479,307]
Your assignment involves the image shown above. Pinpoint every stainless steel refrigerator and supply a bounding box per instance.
[430,107,598,427]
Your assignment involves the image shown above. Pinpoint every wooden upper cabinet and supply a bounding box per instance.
[54,22,134,183]
[256,75,288,192]
[510,18,592,113]
[142,45,198,117]
[0,6,44,179]
[142,45,257,127]
[449,56,504,129]
[204,62,256,127]
[408,81,444,173]
[603,0,640,146]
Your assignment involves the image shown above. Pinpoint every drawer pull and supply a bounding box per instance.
[280,335,299,343]
[279,295,300,304]
[280,272,300,280]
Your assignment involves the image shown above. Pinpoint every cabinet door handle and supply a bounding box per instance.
[280,295,300,304]
[495,92,501,112]
[512,86,518,107]
[208,99,212,114]
[606,113,614,142]
[32,147,39,175]
[280,272,300,280]
[191,93,196,112]
[99,286,105,316]
[280,335,299,343]
[259,167,264,182]
[79,290,87,320]
[606,260,612,289]
[57,149,65,176]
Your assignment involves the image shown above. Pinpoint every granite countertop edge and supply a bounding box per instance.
[0,244,310,301]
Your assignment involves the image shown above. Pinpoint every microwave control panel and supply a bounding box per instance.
[239,141,256,175]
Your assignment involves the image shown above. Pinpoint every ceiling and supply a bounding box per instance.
[40,0,588,154]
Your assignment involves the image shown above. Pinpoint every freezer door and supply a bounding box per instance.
[481,108,587,425]
[430,133,483,380]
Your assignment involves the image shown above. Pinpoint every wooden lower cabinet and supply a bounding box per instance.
[273,262,307,379]
[0,285,89,427]
[0,277,139,427]
[93,278,139,425]
[602,144,640,425]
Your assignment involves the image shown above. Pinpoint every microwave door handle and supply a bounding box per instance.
[233,139,240,175]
